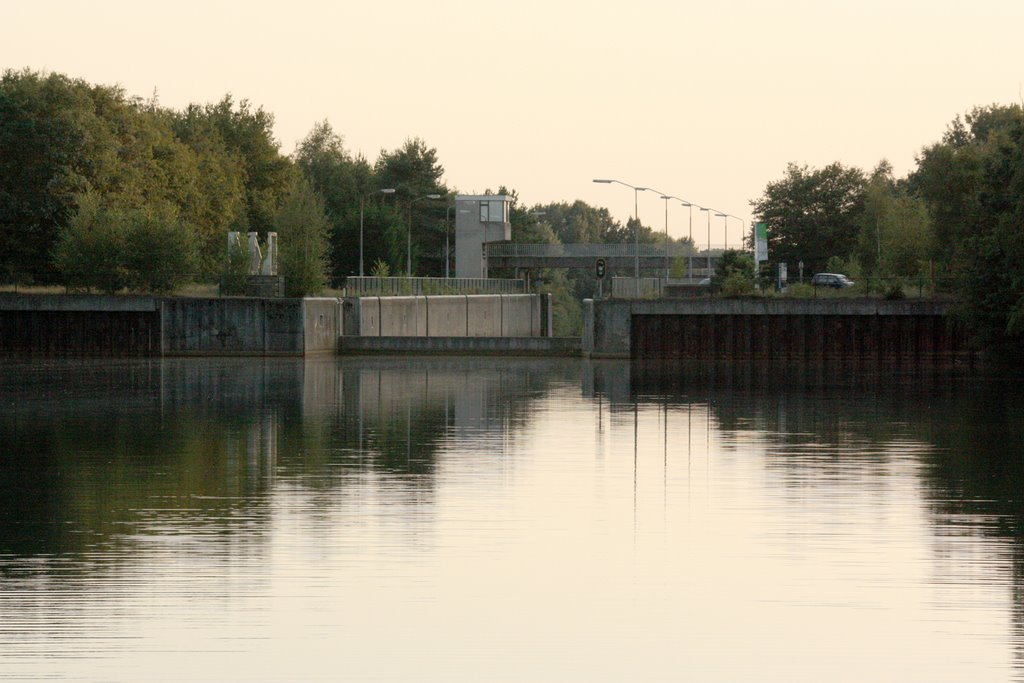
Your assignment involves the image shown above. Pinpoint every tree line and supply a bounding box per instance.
[750,103,1024,357]
[0,69,675,305]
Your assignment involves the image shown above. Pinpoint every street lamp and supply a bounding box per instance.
[408,193,442,277]
[593,179,648,297]
[360,188,395,277]
[725,214,746,251]
[444,203,453,280]
[658,194,686,280]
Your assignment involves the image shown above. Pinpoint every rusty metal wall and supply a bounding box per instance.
[0,310,161,357]
[630,314,971,362]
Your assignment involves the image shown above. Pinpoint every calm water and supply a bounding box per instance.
[2,357,1024,681]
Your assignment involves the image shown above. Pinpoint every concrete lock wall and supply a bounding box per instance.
[500,295,537,337]
[378,296,427,336]
[426,296,468,337]
[466,295,502,337]
[161,298,305,355]
[302,298,342,355]
[2,294,343,357]
[353,294,543,338]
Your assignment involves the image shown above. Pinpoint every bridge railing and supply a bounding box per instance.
[343,276,526,296]
[486,243,726,258]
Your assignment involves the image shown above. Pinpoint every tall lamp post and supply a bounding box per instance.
[593,179,648,297]
[408,193,442,277]
[657,194,683,280]
[444,203,453,280]
[360,188,395,276]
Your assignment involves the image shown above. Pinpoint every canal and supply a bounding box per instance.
[1,357,1022,681]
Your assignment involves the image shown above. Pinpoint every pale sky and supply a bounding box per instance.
[4,0,1023,248]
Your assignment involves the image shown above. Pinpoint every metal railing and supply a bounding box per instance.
[344,276,526,296]
[486,243,727,258]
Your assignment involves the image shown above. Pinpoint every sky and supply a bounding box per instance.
[4,0,1023,248]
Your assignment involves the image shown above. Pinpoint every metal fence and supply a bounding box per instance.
[343,276,526,296]
[486,243,724,258]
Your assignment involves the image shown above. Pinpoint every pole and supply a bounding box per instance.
[634,187,640,298]
[359,195,365,277]
[664,196,669,281]
[445,205,453,279]
[407,202,412,277]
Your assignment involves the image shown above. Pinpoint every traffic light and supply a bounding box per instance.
[595,257,606,280]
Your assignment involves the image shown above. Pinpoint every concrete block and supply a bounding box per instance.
[466,295,502,337]
[426,296,468,337]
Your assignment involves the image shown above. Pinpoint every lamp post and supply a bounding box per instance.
[408,193,442,277]
[699,207,716,277]
[360,188,395,276]
[444,203,453,279]
[659,194,691,280]
[726,214,746,251]
[593,179,648,297]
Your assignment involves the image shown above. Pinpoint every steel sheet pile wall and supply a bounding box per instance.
[586,298,974,363]
[631,313,968,361]
[0,295,160,356]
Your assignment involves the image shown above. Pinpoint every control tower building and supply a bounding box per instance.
[454,194,512,278]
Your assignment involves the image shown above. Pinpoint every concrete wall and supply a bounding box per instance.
[466,295,502,336]
[339,335,580,356]
[302,298,342,355]
[426,296,468,337]
[161,298,305,355]
[352,294,544,338]
[379,296,427,336]
[1,294,346,357]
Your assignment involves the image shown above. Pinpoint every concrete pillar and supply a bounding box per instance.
[262,233,278,275]
[546,293,553,338]
[582,299,594,353]
[247,232,262,275]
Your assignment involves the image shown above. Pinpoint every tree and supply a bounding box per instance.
[273,177,330,297]
[750,162,867,274]
[712,249,755,296]
[374,138,449,276]
[856,161,933,277]
[54,192,196,294]
[294,121,376,282]
[909,105,1024,357]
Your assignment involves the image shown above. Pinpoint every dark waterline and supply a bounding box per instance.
[2,357,1023,681]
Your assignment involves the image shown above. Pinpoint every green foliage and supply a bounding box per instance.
[0,70,289,287]
[273,177,330,297]
[856,162,933,276]
[720,271,754,297]
[294,120,376,282]
[750,162,866,274]
[911,104,1024,358]
[783,282,816,298]
[370,259,391,278]
[713,249,754,285]
[54,192,196,294]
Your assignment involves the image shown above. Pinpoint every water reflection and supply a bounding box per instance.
[1,357,1024,680]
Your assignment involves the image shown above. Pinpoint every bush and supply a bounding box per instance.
[55,193,196,294]
[274,177,330,298]
[784,282,816,298]
[720,270,754,297]
[884,284,905,300]
[221,237,251,295]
